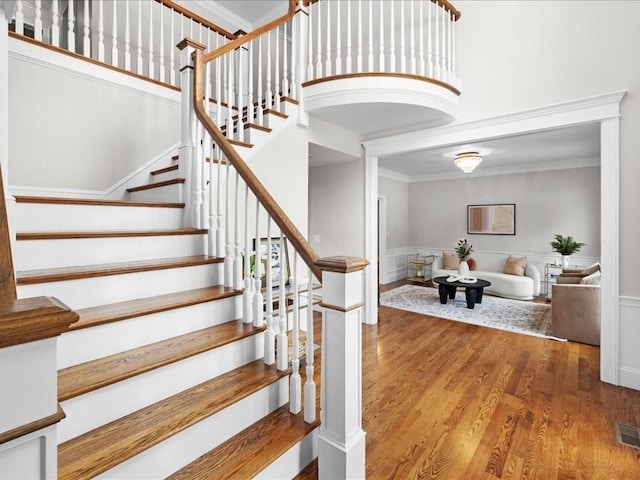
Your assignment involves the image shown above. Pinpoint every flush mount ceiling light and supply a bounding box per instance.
[454,151,483,173]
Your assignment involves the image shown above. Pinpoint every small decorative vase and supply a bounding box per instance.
[458,260,470,276]
[562,255,571,267]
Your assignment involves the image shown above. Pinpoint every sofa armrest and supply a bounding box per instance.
[551,284,601,345]
[557,276,583,284]
[433,256,443,270]
[524,264,541,296]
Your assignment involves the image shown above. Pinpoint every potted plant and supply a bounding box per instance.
[551,234,585,267]
[455,238,473,275]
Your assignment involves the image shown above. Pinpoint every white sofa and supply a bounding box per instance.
[432,255,541,301]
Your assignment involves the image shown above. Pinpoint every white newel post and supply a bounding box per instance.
[177,38,205,228]
[316,256,368,480]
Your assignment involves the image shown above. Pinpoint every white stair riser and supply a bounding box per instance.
[58,296,241,369]
[17,264,220,310]
[15,234,206,270]
[150,168,180,182]
[244,127,271,145]
[128,183,182,202]
[11,203,183,231]
[256,430,319,480]
[59,333,266,443]
[93,376,288,480]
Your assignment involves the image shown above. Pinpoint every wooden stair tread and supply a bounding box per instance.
[168,404,320,479]
[127,178,185,193]
[73,285,241,331]
[228,138,254,148]
[151,164,179,175]
[58,359,288,480]
[58,319,265,401]
[14,195,184,208]
[16,228,207,241]
[16,255,222,285]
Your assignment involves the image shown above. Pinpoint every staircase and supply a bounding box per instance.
[12,189,319,478]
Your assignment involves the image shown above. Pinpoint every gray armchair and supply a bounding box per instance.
[551,283,601,346]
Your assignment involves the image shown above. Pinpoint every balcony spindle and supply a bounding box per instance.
[378,1,384,71]
[257,35,264,124]
[111,1,118,66]
[136,0,143,74]
[243,186,253,324]
[34,0,42,41]
[159,7,165,82]
[324,2,331,76]
[148,1,154,79]
[266,30,273,110]
[315,2,322,78]
[82,0,89,56]
[356,0,362,72]
[67,0,75,53]
[253,203,264,328]
[290,19,297,99]
[15,0,24,35]
[334,2,341,75]
[274,26,280,109]
[283,24,290,96]
[276,232,288,371]
[435,1,440,79]
[237,49,245,135]
[290,254,302,414]
[389,1,395,71]
[304,268,316,423]
[419,1,425,75]
[367,0,373,71]
[97,0,104,60]
[226,54,233,138]
[264,219,276,365]
[52,0,59,47]
[427,1,433,77]
[410,1,416,74]
[345,1,352,74]
[400,0,406,73]
[124,2,131,71]
[452,12,457,85]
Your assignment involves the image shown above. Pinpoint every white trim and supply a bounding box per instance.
[619,367,640,391]
[377,195,387,289]
[364,156,378,324]
[620,296,640,308]
[363,91,626,157]
[9,184,108,199]
[378,168,410,183]
[408,156,600,183]
[8,37,181,104]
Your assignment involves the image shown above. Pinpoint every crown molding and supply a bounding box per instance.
[378,168,411,183]
[364,91,627,158]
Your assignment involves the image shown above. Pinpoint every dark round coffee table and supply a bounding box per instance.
[432,276,492,309]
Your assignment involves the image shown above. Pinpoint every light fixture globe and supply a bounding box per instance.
[454,151,482,173]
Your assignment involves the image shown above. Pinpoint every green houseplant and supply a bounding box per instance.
[551,234,585,267]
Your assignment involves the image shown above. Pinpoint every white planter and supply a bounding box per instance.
[458,260,470,276]
[562,255,571,267]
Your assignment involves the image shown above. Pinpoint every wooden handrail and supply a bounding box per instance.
[303,0,461,21]
[156,0,237,40]
[193,0,322,281]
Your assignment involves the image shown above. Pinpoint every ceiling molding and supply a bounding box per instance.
[363,90,627,158]
[378,168,411,183]
[407,156,601,183]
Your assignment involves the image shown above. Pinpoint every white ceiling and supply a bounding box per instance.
[213,2,602,179]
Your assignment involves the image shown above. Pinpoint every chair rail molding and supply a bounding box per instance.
[363,90,627,387]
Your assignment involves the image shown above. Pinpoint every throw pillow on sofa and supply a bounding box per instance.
[442,252,460,269]
[503,255,527,276]
[580,270,601,285]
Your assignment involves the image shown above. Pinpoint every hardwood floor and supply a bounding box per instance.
[305,282,640,479]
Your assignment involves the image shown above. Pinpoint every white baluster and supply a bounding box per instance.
[15,0,24,35]
[111,1,118,66]
[82,0,89,55]
[435,1,440,79]
[124,1,131,71]
[274,26,280,109]
[290,19,296,99]
[234,172,243,290]
[159,6,165,82]
[215,52,222,129]
[447,11,453,83]
[34,0,42,41]
[335,1,341,75]
[307,4,314,80]
[67,0,75,53]
[216,139,225,260]
[427,1,433,77]
[247,38,254,129]
[410,1,416,74]
[137,0,143,74]
[224,163,233,288]
[452,12,457,86]
[290,254,301,414]
[253,203,264,328]
[237,49,245,136]
[304,267,316,423]
[169,10,175,85]
[148,0,154,79]
[378,0,384,71]
[419,1,425,76]
[257,35,264,124]
[389,1,395,72]
[368,0,374,71]
[243,186,253,324]
[283,24,290,96]
[276,232,288,371]
[96,0,104,60]
[400,0,406,73]
[356,0,362,72]
[324,2,331,76]
[208,146,216,258]
[264,219,276,365]
[266,30,273,110]
[345,1,352,74]
[52,0,60,47]
[315,2,322,78]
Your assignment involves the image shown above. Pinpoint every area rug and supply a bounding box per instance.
[380,284,563,340]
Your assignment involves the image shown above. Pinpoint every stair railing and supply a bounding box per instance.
[8,0,235,88]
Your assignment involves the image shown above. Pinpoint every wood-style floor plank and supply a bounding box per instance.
[58,360,288,480]
[58,320,263,401]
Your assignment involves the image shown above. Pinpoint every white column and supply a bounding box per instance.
[177,39,204,228]
[364,154,378,325]
[316,257,368,480]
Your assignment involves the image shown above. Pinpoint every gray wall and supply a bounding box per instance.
[409,167,600,257]
[309,160,365,257]
[378,175,409,250]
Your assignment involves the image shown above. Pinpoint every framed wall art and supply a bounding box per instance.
[467,204,516,235]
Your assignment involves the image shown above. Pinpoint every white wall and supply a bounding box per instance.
[378,175,409,250]
[8,46,180,192]
[409,167,601,258]
[455,0,640,297]
[309,160,364,258]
